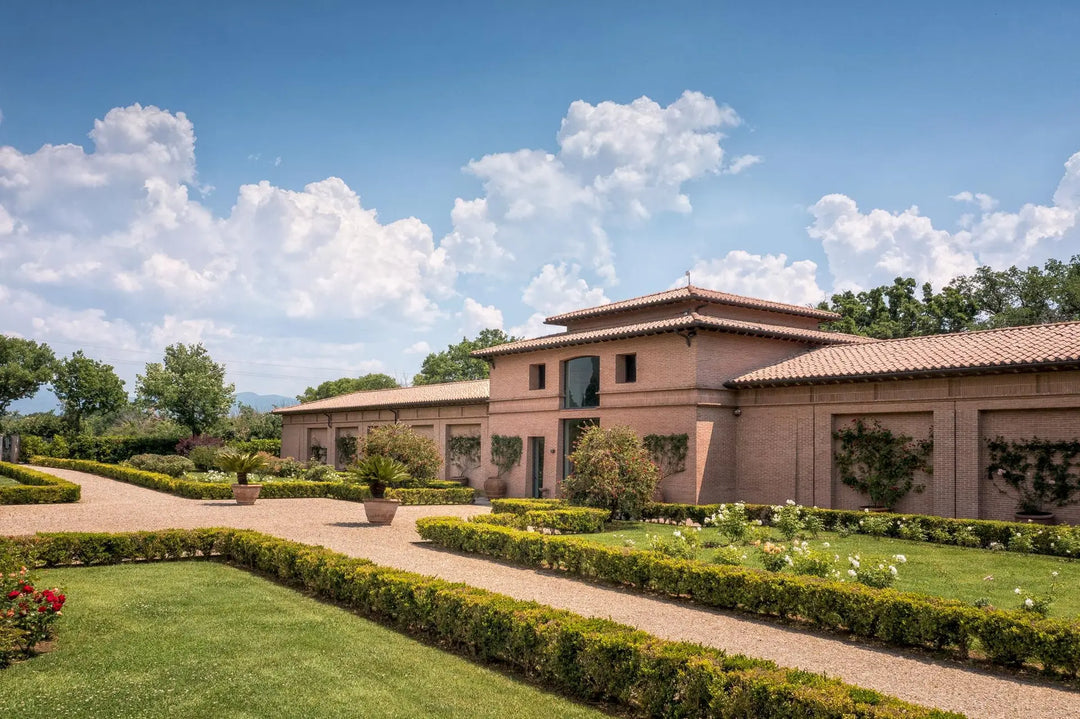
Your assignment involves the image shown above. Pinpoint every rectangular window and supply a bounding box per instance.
[616,353,637,383]
[529,363,546,390]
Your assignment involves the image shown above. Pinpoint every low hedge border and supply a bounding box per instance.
[0,462,81,504]
[29,458,474,505]
[416,516,1080,677]
[471,508,609,534]
[494,497,1080,558]
[0,529,959,718]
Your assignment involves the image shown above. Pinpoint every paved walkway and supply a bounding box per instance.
[3,467,1078,719]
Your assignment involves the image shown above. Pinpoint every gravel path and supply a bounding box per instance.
[4,467,1078,718]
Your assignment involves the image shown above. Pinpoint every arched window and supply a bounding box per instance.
[563,356,600,409]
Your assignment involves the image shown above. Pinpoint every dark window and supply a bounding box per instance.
[616,354,637,384]
[529,363,546,390]
[563,356,600,408]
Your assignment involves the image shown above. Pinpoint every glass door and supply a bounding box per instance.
[528,436,545,497]
[562,418,598,480]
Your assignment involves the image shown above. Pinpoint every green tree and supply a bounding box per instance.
[360,424,441,482]
[412,329,517,385]
[136,343,235,437]
[297,373,399,403]
[0,336,55,431]
[213,403,282,441]
[51,351,128,435]
[562,425,659,520]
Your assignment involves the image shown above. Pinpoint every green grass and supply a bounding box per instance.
[0,562,610,719]
[0,476,19,487]
[588,523,1080,617]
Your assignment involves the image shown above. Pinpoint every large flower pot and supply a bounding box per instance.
[1015,511,1055,525]
[363,498,402,525]
[232,483,262,505]
[484,476,507,499]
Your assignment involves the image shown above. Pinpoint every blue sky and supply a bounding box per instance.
[2,2,1079,400]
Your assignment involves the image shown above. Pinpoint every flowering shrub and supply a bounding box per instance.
[1015,571,1059,618]
[1,567,66,665]
[647,528,700,559]
[711,545,746,566]
[858,513,892,537]
[703,502,755,544]
[788,542,836,578]
[770,500,822,540]
[757,541,788,572]
[563,425,659,519]
[846,554,905,589]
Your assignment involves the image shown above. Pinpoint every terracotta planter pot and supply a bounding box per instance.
[484,476,507,499]
[232,483,262,505]
[1015,511,1055,525]
[363,498,401,525]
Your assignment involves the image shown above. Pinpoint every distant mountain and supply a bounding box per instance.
[234,392,297,413]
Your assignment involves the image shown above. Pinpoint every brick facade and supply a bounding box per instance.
[278,286,1080,521]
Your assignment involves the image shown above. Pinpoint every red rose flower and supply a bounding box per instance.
[6,589,19,599]
[22,585,34,594]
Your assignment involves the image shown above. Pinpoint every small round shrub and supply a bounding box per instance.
[187,445,221,472]
[301,463,340,482]
[562,425,659,520]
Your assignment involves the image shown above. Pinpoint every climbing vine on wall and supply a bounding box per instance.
[986,437,1080,514]
[643,433,689,479]
[833,418,933,510]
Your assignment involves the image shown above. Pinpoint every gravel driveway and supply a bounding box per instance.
[3,466,1078,718]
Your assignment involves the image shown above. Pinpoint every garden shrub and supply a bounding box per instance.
[1,566,66,666]
[833,418,933,510]
[0,462,80,504]
[300,462,341,482]
[0,528,961,718]
[360,424,440,482]
[562,425,659,519]
[471,508,608,534]
[229,438,282,456]
[175,435,224,456]
[187,445,221,471]
[22,435,181,463]
[122,453,196,478]
[417,516,1080,676]
[264,455,305,478]
[490,498,565,514]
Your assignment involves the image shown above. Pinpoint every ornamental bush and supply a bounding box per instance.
[562,425,659,520]
[833,418,933,510]
[122,453,195,478]
[1,566,66,666]
[360,424,441,482]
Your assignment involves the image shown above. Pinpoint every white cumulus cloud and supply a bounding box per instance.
[680,252,824,306]
[511,263,610,338]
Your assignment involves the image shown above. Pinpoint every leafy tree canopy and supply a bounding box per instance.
[412,329,518,385]
[213,403,282,441]
[52,351,128,434]
[0,336,55,430]
[297,373,400,403]
[819,256,1080,338]
[136,343,235,437]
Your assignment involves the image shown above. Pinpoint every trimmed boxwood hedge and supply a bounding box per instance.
[29,457,474,505]
[416,516,1080,677]
[0,529,959,719]
[0,462,80,504]
[472,508,609,534]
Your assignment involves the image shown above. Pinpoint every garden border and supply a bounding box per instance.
[0,528,959,718]
[416,515,1080,677]
[29,457,474,505]
[0,462,80,504]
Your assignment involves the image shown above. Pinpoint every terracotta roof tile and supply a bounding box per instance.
[473,313,869,358]
[544,285,840,325]
[274,379,490,414]
[728,321,1080,387]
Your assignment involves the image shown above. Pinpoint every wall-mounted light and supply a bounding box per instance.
[732,408,742,417]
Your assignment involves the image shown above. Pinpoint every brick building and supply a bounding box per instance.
[276,285,1080,521]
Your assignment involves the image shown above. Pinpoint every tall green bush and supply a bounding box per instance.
[360,424,441,481]
[562,425,658,519]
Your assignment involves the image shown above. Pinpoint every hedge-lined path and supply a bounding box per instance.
[5,467,1079,719]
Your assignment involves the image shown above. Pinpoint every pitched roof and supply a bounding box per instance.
[728,321,1080,387]
[274,379,490,414]
[473,313,870,358]
[544,284,840,325]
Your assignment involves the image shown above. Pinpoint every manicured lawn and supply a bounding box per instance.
[0,562,610,718]
[588,523,1080,617]
[0,476,19,487]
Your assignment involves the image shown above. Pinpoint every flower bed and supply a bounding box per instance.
[416,515,1080,676]
[0,462,80,504]
[29,457,473,505]
[0,529,959,718]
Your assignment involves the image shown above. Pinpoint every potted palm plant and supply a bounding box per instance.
[216,449,270,505]
[351,455,410,525]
